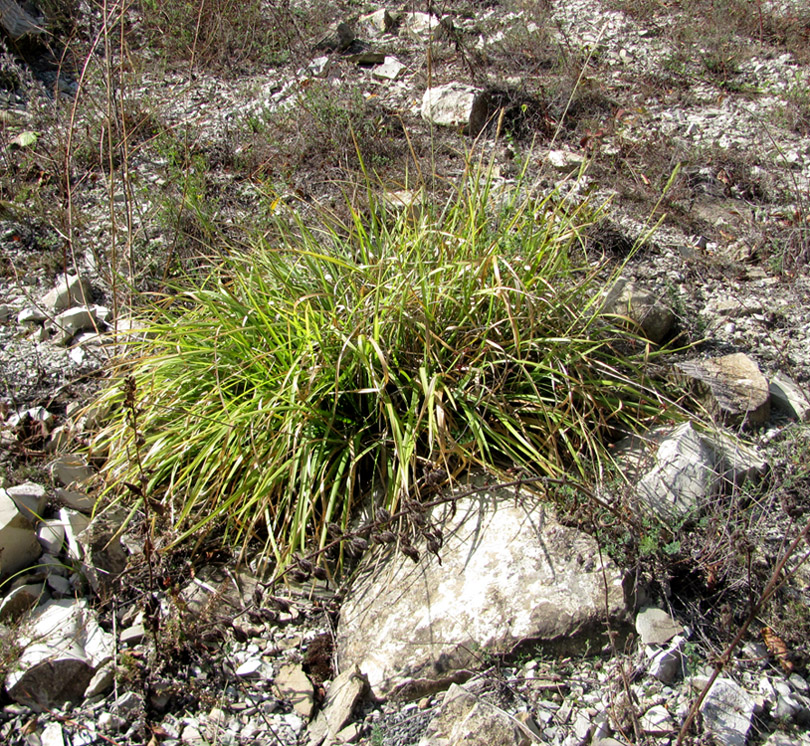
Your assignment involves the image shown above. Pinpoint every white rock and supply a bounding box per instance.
[636,607,684,645]
[421,83,489,136]
[640,704,673,731]
[700,677,755,746]
[0,490,42,577]
[338,478,628,697]
[18,306,47,326]
[59,507,90,560]
[41,722,65,746]
[372,56,405,81]
[37,519,66,554]
[49,306,101,345]
[770,372,810,422]
[42,274,92,313]
[4,482,48,522]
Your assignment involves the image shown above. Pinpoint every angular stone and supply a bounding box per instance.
[41,722,65,746]
[615,422,716,521]
[77,519,127,596]
[636,607,684,646]
[0,490,41,577]
[0,583,45,622]
[37,519,66,554]
[700,677,755,746]
[4,482,48,522]
[421,84,490,136]
[60,507,90,560]
[604,280,674,344]
[769,372,810,422]
[275,663,315,718]
[337,480,628,698]
[54,487,95,513]
[418,683,537,746]
[372,56,405,81]
[648,636,687,683]
[51,454,94,488]
[49,306,101,345]
[6,598,114,709]
[546,149,586,173]
[359,8,395,36]
[18,306,47,326]
[307,667,369,746]
[675,353,770,427]
[42,274,92,313]
[401,12,441,37]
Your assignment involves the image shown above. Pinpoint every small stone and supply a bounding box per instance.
[51,455,94,489]
[84,664,115,699]
[5,483,48,522]
[54,488,94,513]
[770,372,810,422]
[0,583,46,622]
[421,83,489,136]
[98,713,127,732]
[42,275,92,313]
[636,607,684,646]
[120,623,146,645]
[274,663,315,718]
[700,677,755,746]
[235,659,264,678]
[640,704,673,731]
[46,574,71,596]
[0,490,42,577]
[37,520,66,554]
[40,722,65,746]
[372,56,405,80]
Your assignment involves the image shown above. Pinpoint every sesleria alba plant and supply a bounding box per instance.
[91,165,675,571]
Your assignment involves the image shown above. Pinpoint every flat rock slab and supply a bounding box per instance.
[307,666,369,746]
[700,677,755,746]
[635,607,684,646]
[418,683,539,746]
[337,481,628,698]
[675,353,770,426]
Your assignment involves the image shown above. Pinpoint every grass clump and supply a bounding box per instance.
[92,167,674,571]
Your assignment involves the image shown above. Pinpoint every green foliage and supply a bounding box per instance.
[92,166,675,571]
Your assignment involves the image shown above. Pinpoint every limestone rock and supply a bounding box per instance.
[4,481,48,522]
[372,56,405,81]
[42,274,92,313]
[604,280,674,344]
[613,422,767,522]
[675,353,770,426]
[6,598,114,709]
[307,666,369,746]
[48,306,102,345]
[700,677,755,746]
[77,519,127,596]
[769,372,810,421]
[418,683,539,746]
[0,582,45,622]
[0,490,42,577]
[314,22,355,52]
[359,8,395,37]
[421,84,490,136]
[635,607,683,646]
[337,480,628,698]
[0,0,43,38]
[51,453,94,489]
[275,663,315,718]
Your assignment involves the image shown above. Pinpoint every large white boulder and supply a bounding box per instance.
[337,479,628,698]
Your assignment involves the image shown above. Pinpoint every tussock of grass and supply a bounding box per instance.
[92,168,674,570]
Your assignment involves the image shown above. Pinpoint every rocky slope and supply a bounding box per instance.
[1,1,810,745]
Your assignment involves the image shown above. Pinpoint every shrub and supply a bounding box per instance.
[91,166,675,571]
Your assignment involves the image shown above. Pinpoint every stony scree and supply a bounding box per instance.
[2,0,810,745]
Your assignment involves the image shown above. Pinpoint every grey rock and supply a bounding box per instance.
[769,372,810,421]
[648,635,687,684]
[337,480,628,698]
[0,303,12,322]
[0,489,41,577]
[314,22,355,52]
[42,274,92,313]
[307,666,369,746]
[0,583,45,622]
[49,306,101,345]
[639,704,673,731]
[45,573,71,596]
[546,149,586,172]
[605,279,674,344]
[421,84,490,136]
[359,8,395,37]
[636,607,683,646]
[77,518,127,595]
[4,482,48,522]
[700,677,755,746]
[37,519,66,554]
[675,353,770,427]
[17,306,47,326]
[84,663,115,699]
[54,487,94,513]
[60,507,90,560]
[417,683,538,746]
[120,623,147,645]
[6,598,115,709]
[51,454,94,489]
[275,663,315,718]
